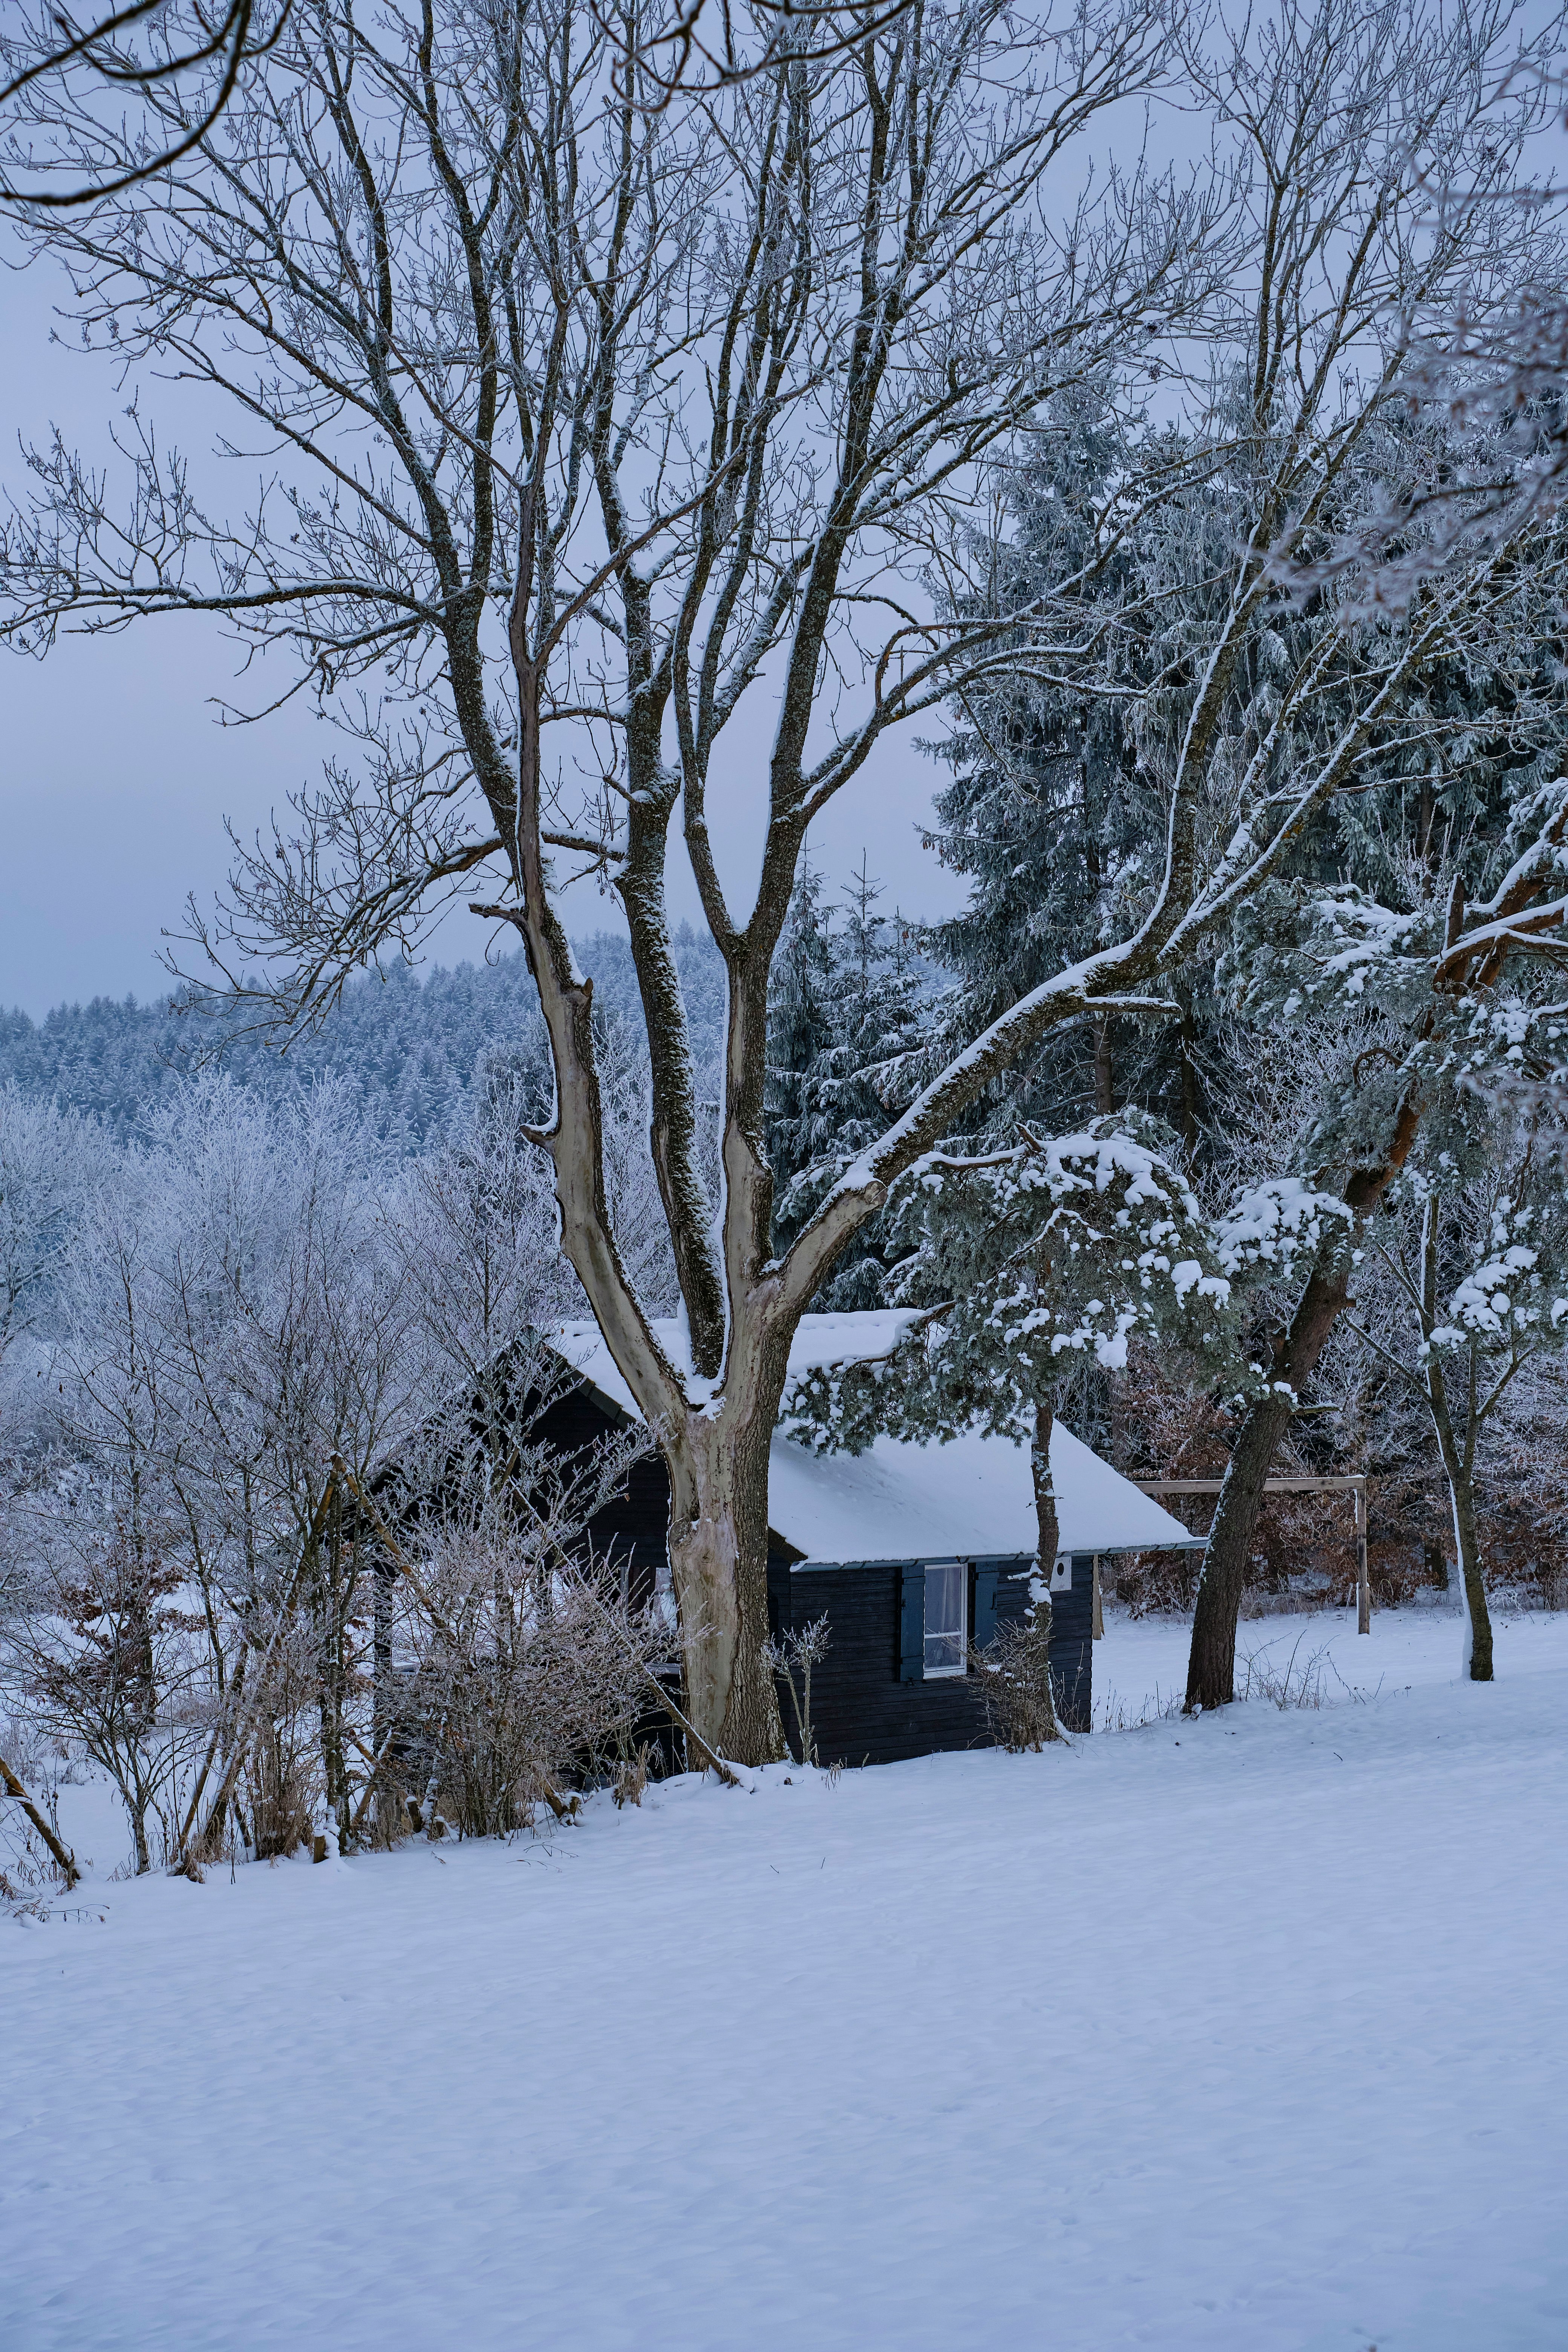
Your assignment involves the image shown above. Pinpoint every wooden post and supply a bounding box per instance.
[1356,1479,1370,1635]
[1091,1554,1104,1640]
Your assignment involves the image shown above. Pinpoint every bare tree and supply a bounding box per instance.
[0,0,289,208]
[1276,37,1568,608]
[0,1083,106,1373]
[1347,1145,1568,1678]
[2,0,1223,1760]
[12,0,1559,1756]
[2,1080,424,1862]
[5,1499,204,1871]
[624,0,922,109]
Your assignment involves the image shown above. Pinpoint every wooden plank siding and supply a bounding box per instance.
[527,1383,672,1612]
[769,1551,1095,1764]
[558,1368,1100,1764]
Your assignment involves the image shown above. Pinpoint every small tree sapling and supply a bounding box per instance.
[785,1115,1240,1730]
[1349,1145,1568,1677]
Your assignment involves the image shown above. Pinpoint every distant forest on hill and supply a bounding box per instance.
[0,928,730,1150]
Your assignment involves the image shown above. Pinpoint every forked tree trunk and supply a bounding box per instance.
[664,1403,786,1767]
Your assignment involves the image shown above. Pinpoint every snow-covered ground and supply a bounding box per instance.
[5,1605,1568,2352]
[1091,1590,1559,1729]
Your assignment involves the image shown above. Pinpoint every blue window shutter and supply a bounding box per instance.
[973,1565,1000,1652]
[898,1563,924,1681]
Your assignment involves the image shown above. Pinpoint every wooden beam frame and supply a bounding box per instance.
[1132,1477,1371,1635]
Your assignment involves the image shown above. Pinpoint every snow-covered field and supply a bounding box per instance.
[5,1604,1568,2352]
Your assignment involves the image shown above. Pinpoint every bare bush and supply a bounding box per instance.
[384,1515,671,1840]
[1236,1632,1335,1711]
[969,1605,1063,1752]
[6,1502,210,1872]
[611,1744,654,1810]
[763,1613,830,1767]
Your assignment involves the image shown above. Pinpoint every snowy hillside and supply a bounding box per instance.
[5,1605,1568,2352]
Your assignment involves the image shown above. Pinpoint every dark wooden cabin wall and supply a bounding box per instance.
[780,1563,1000,1766]
[1051,1560,1095,1735]
[560,1380,1100,1758]
[773,1554,1094,1766]
[526,1386,672,1612]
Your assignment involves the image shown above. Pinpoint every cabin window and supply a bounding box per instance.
[923,1562,966,1676]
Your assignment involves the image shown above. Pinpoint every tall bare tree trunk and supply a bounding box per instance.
[1027,1399,1061,1737]
[1424,1351,1494,1682]
[664,1368,787,1765]
[1185,1126,1419,1712]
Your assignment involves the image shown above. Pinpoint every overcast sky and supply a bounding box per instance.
[0,241,966,1021]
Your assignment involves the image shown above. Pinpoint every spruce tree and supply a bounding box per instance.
[764,856,838,1236]
[766,856,928,1309]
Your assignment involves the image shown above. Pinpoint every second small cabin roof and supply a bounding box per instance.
[550,1314,1200,1565]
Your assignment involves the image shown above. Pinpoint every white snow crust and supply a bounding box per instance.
[552,1314,1195,1559]
[768,1418,1195,1562]
[6,1605,1568,2350]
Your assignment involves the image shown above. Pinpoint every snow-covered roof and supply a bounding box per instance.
[550,1315,1200,1562]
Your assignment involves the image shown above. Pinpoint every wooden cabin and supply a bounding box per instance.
[546,1314,1198,1762]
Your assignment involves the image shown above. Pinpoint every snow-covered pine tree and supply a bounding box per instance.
[925,352,1568,1704]
[925,383,1174,1142]
[766,857,928,1310]
[1219,767,1568,1681]
[765,856,839,1242]
[784,1112,1241,1724]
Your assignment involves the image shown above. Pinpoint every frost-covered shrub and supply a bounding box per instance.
[386,1524,671,1840]
[969,1609,1063,1752]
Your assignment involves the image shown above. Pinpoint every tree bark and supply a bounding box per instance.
[1027,1399,1061,1738]
[1413,1194,1494,1680]
[664,1401,786,1766]
[0,1755,79,1889]
[1092,1016,1115,1115]
[1031,1398,1060,1572]
[1184,1128,1419,1712]
[1184,1387,1295,1712]
[1424,1351,1495,1682]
